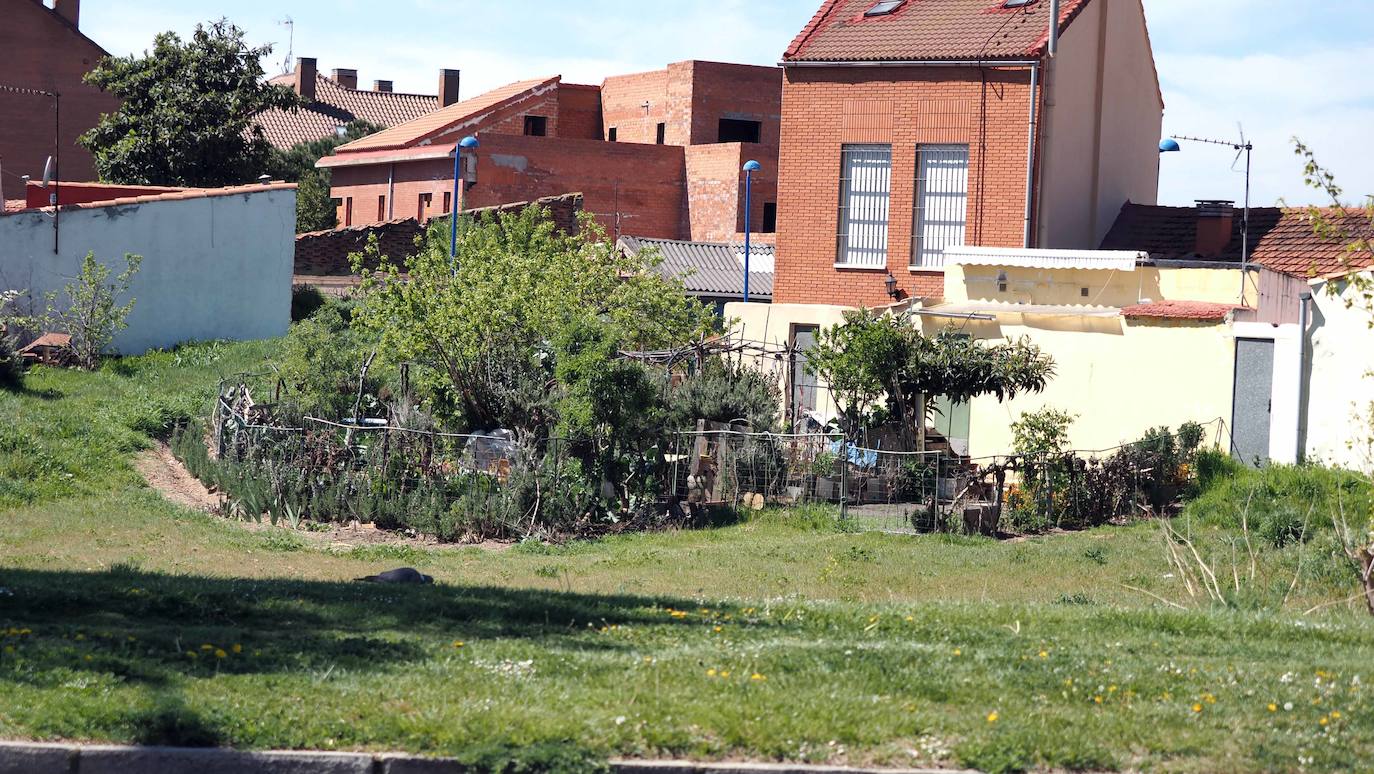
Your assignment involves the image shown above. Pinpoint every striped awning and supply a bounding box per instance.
[943,246,1144,271]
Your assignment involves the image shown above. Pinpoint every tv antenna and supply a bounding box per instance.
[278,16,294,75]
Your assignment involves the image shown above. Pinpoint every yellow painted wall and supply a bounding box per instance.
[724,301,854,422]
[915,312,1237,457]
[946,264,1257,308]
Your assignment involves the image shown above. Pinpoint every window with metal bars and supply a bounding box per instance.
[836,144,892,267]
[911,144,969,268]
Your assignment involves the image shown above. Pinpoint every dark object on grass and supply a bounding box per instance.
[355,567,433,584]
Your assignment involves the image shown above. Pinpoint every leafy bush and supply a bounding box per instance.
[276,306,388,420]
[0,289,24,391]
[1011,407,1076,457]
[666,359,781,432]
[40,251,142,370]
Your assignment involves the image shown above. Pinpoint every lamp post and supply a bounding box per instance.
[1159,133,1253,304]
[741,160,761,302]
[450,135,480,267]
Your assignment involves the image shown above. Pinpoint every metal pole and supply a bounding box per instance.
[1023,62,1040,248]
[743,169,752,302]
[449,145,462,266]
[1241,142,1252,304]
[53,92,60,254]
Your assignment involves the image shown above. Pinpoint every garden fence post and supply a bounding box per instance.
[839,435,848,523]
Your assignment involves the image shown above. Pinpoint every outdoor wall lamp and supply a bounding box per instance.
[450,135,480,267]
[885,272,899,299]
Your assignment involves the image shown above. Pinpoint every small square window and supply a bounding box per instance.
[762,203,777,233]
[656,123,666,144]
[608,127,618,142]
[864,0,905,16]
[523,115,547,137]
[1081,287,1090,298]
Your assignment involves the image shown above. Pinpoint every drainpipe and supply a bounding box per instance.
[1022,61,1040,248]
[1296,290,1312,463]
[386,163,395,220]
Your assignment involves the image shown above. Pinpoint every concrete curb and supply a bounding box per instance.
[0,742,973,774]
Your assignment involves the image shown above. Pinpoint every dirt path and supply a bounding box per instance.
[133,442,511,552]
[133,442,224,512]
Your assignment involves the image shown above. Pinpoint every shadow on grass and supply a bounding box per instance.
[0,566,761,687]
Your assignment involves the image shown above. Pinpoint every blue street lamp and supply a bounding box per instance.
[450,135,480,266]
[742,159,761,302]
[1159,133,1253,303]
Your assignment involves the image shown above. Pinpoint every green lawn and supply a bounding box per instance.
[2,341,1373,773]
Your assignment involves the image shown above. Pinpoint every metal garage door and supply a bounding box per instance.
[1231,338,1274,466]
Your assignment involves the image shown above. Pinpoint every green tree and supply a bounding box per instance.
[268,120,381,233]
[350,206,716,432]
[43,252,142,370]
[808,309,1055,448]
[80,19,299,187]
[1293,140,1374,322]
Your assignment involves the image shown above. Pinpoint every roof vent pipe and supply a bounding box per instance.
[1048,0,1060,57]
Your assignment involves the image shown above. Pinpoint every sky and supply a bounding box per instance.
[82,0,1374,208]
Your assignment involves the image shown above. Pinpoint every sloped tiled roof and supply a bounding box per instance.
[337,77,560,153]
[784,0,1092,62]
[620,236,774,300]
[255,74,438,150]
[1101,202,1374,279]
[1121,300,1245,322]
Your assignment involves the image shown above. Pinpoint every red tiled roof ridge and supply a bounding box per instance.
[20,182,297,214]
[1122,300,1247,322]
[336,76,561,153]
[783,0,1098,62]
[785,0,847,60]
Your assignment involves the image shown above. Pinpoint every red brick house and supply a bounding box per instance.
[319,61,781,243]
[255,57,452,150]
[773,0,1163,306]
[0,0,120,182]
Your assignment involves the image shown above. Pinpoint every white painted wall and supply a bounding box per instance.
[1305,274,1374,473]
[0,188,295,354]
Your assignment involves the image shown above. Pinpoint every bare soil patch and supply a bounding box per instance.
[134,442,511,552]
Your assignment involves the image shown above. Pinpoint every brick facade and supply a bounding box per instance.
[774,66,1033,306]
[324,61,782,244]
[294,192,584,276]
[1,0,120,182]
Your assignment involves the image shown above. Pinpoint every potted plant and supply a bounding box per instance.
[811,450,840,500]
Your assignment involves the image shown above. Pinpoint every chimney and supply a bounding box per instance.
[52,0,79,26]
[373,80,393,93]
[332,69,358,90]
[439,69,461,107]
[294,57,317,101]
[1195,199,1235,258]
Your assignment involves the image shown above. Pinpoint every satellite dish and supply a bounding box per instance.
[41,156,54,188]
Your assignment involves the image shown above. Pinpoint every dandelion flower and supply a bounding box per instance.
[214,649,227,659]
[1284,702,1293,711]
[905,616,914,622]
[713,626,723,633]
[1331,710,1341,719]
[452,641,464,649]
[1038,650,1048,659]
[1192,703,1203,713]
[1094,695,1103,704]
[953,648,962,657]
[75,634,85,641]
[1319,717,1329,727]
[720,670,730,678]
[1267,703,1278,713]
[200,644,213,651]
[84,655,93,662]
[707,668,717,677]
[231,644,242,654]
[986,711,999,723]
[751,673,766,682]
[186,651,197,659]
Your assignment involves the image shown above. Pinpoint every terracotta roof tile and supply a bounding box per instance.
[3,199,26,213]
[255,74,438,150]
[784,0,1092,62]
[1121,300,1245,322]
[1101,202,1374,279]
[25,182,298,213]
[336,77,560,153]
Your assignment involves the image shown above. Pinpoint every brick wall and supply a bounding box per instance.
[295,192,584,275]
[600,68,674,144]
[683,143,776,243]
[686,61,783,149]
[556,84,604,140]
[774,66,1034,306]
[1,1,120,182]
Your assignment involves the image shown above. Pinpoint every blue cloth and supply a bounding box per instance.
[827,439,878,469]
